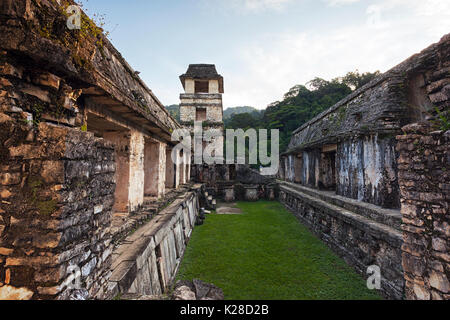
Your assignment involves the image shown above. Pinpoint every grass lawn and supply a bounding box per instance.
[176,201,382,300]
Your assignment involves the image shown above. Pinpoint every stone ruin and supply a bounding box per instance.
[0,0,196,300]
[279,34,449,300]
[0,0,448,301]
[179,64,277,203]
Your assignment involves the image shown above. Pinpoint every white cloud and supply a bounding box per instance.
[204,0,294,14]
[223,0,450,109]
[238,0,293,11]
[324,0,360,7]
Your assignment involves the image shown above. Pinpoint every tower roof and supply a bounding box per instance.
[180,64,224,93]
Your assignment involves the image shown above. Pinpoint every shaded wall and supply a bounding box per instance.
[336,135,399,208]
[397,124,449,300]
[282,33,450,209]
[0,121,115,300]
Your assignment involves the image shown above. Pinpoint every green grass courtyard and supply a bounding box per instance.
[176,201,382,300]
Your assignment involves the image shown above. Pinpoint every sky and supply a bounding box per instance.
[79,0,450,110]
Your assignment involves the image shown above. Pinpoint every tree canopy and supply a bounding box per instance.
[225,70,380,152]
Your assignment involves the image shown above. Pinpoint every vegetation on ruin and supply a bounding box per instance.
[230,71,379,152]
[167,70,379,154]
[31,0,110,70]
[176,201,382,300]
[166,105,180,121]
[434,107,450,131]
[28,178,58,216]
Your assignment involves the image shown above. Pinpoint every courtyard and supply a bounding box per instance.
[176,201,382,300]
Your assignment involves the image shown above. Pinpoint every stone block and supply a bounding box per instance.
[0,247,13,256]
[0,285,33,300]
[429,271,450,293]
[244,186,258,202]
[432,237,447,252]
[40,160,64,184]
[0,62,22,78]
[413,283,430,300]
[32,73,60,90]
[0,172,21,185]
[20,85,50,103]
[32,232,61,249]
[0,77,12,87]
[224,187,235,202]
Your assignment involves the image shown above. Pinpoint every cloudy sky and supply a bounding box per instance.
[81,0,450,109]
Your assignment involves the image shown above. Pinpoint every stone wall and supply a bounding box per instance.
[397,123,449,300]
[179,94,223,124]
[282,33,449,209]
[0,118,116,300]
[0,1,186,300]
[107,185,203,298]
[336,135,399,208]
[279,182,404,299]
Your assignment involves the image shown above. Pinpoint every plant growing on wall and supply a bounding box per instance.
[434,107,450,131]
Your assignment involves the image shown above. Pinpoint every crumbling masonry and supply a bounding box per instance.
[0,0,448,301]
[279,34,449,300]
[0,0,195,300]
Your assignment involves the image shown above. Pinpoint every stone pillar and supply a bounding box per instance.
[175,150,182,189]
[144,139,166,199]
[185,152,191,183]
[128,130,145,211]
[294,154,302,184]
[180,152,186,185]
[397,124,449,300]
[103,131,131,213]
[223,186,235,202]
[267,185,276,201]
[278,157,285,180]
[244,185,259,201]
[165,147,175,189]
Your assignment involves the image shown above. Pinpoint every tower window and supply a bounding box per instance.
[196,108,207,121]
[195,81,209,93]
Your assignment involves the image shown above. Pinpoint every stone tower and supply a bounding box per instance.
[179,64,224,162]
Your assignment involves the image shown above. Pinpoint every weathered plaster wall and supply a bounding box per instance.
[397,124,449,300]
[336,135,399,208]
[180,106,196,122]
[300,150,320,188]
[209,80,219,94]
[102,132,130,213]
[165,148,175,189]
[207,106,223,122]
[293,155,302,184]
[282,33,449,210]
[285,156,295,183]
[128,131,145,212]
[144,140,166,198]
[184,80,195,94]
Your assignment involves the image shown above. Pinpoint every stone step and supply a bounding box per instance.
[279,181,402,230]
[280,184,403,243]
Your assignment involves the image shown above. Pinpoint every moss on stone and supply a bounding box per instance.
[27,177,58,216]
[36,199,58,216]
